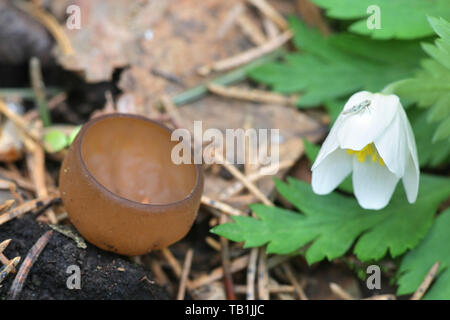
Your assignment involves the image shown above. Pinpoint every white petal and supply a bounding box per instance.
[374,109,407,178]
[399,108,420,203]
[312,148,352,195]
[402,154,419,203]
[311,120,341,170]
[338,93,400,151]
[352,157,399,210]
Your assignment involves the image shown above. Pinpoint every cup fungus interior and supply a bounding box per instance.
[80,116,197,205]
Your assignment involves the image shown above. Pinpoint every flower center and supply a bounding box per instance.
[346,143,385,166]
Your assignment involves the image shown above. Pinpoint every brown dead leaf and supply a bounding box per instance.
[51,0,251,114]
[118,0,252,114]
[52,0,168,82]
[296,0,331,35]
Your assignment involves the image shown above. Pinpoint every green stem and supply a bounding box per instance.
[0,87,62,99]
[381,79,410,95]
[172,49,285,106]
[30,57,51,127]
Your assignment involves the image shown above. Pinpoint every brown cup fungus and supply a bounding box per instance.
[59,114,203,256]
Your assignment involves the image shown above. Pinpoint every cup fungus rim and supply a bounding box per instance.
[75,113,202,210]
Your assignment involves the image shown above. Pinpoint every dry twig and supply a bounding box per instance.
[191,255,250,289]
[149,259,175,295]
[208,83,298,106]
[220,219,236,300]
[236,283,295,294]
[191,253,292,290]
[263,18,279,39]
[0,239,15,272]
[0,196,55,226]
[0,199,15,213]
[0,179,23,204]
[0,239,11,255]
[8,230,53,299]
[282,263,308,300]
[219,159,295,199]
[213,151,273,206]
[205,237,221,252]
[27,144,57,224]
[329,282,355,300]
[199,31,292,75]
[267,254,294,269]
[364,294,396,300]
[247,0,289,30]
[236,13,267,45]
[0,98,40,143]
[24,93,68,122]
[177,248,194,300]
[257,248,270,300]
[161,247,183,278]
[243,114,259,175]
[246,248,259,300]
[0,257,20,284]
[0,168,36,191]
[48,224,86,249]
[216,3,245,39]
[411,261,440,300]
[201,195,245,216]
[14,0,74,55]
[160,95,186,129]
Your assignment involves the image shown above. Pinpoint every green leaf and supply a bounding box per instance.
[395,17,450,142]
[212,175,450,264]
[68,125,82,145]
[323,100,344,124]
[397,209,450,299]
[303,139,320,161]
[43,130,68,153]
[408,108,450,167]
[249,18,424,107]
[311,0,450,39]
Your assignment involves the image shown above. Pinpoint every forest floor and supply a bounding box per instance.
[0,0,403,300]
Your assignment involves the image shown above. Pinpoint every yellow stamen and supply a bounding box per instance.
[356,152,365,162]
[346,143,385,166]
[366,144,374,155]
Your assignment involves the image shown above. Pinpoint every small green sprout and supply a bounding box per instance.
[43,125,82,153]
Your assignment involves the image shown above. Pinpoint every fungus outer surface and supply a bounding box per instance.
[59,114,203,256]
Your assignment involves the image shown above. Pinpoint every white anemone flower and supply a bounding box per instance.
[311,91,419,210]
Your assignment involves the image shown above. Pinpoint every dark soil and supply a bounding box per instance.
[0,215,169,300]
